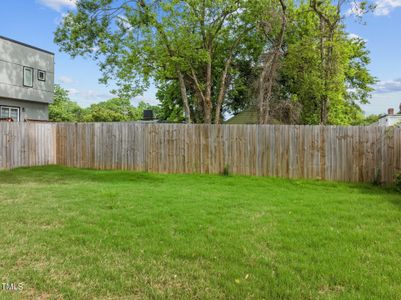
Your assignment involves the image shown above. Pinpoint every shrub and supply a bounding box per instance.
[373,169,382,186]
[222,164,230,176]
[395,172,401,192]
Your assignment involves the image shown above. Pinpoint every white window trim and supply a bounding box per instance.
[23,66,33,87]
[0,106,20,122]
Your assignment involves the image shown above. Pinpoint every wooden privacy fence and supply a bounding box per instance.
[1,122,401,183]
[0,122,57,169]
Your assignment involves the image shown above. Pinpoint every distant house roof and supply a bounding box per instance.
[225,108,258,124]
[372,114,401,126]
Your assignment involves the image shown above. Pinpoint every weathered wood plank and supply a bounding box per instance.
[1,123,400,184]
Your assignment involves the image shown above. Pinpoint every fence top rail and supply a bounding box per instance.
[1,123,400,135]
[52,122,400,129]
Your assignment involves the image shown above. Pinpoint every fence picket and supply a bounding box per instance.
[0,122,399,184]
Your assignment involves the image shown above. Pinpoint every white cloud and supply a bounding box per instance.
[54,12,68,25]
[64,88,113,107]
[81,90,112,100]
[347,2,365,16]
[132,95,159,106]
[58,75,74,84]
[66,87,159,107]
[374,78,401,94]
[67,88,80,95]
[361,92,401,115]
[116,15,132,31]
[348,33,368,42]
[374,0,401,15]
[347,0,401,16]
[348,33,360,39]
[38,0,76,12]
[67,88,112,101]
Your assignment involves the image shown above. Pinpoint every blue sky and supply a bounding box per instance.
[0,0,157,108]
[0,0,400,115]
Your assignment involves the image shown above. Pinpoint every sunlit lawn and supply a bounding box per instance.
[0,166,400,299]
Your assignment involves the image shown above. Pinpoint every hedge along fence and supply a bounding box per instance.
[1,122,401,183]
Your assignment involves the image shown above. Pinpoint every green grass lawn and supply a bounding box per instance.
[0,166,400,299]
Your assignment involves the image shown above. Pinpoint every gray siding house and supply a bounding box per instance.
[0,35,54,121]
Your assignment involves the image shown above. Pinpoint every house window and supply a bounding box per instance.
[0,106,20,121]
[23,66,33,87]
[38,70,46,81]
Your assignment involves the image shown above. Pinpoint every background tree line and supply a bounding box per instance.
[54,0,379,125]
[49,85,160,122]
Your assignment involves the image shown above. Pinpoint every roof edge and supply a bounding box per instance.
[379,114,401,119]
[0,35,54,55]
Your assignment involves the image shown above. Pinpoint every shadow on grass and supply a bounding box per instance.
[0,165,165,185]
[2,165,400,209]
[352,182,401,210]
[386,192,401,211]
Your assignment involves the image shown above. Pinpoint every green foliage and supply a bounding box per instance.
[222,164,230,176]
[54,0,266,123]
[345,36,376,105]
[281,3,376,125]
[136,101,161,121]
[49,85,83,122]
[82,99,160,122]
[224,58,259,115]
[54,0,376,125]
[81,98,136,122]
[49,85,159,123]
[156,81,186,123]
[352,114,381,126]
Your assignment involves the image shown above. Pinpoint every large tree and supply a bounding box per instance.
[81,98,159,122]
[55,0,375,125]
[81,98,137,122]
[55,0,263,124]
[49,86,159,122]
[254,0,288,124]
[280,2,376,125]
[49,85,83,122]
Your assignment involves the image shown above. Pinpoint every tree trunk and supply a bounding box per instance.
[204,53,213,124]
[311,0,342,125]
[320,27,335,125]
[177,70,191,123]
[215,57,233,124]
[321,97,328,124]
[257,0,287,124]
[319,16,327,125]
[257,62,269,124]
